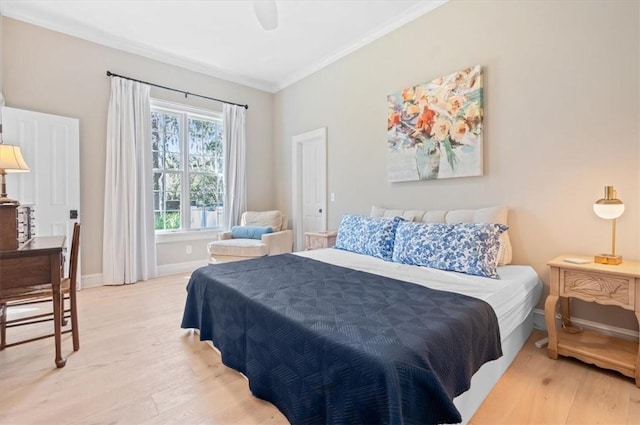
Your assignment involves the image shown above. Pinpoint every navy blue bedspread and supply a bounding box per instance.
[181,254,502,424]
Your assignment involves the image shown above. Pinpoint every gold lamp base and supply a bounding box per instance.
[594,254,623,265]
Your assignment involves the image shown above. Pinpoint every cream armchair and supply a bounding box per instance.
[207,210,293,264]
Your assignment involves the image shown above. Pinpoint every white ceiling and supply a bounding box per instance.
[0,0,447,93]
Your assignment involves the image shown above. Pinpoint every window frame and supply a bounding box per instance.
[150,98,224,242]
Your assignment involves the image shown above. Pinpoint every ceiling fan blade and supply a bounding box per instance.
[253,0,278,31]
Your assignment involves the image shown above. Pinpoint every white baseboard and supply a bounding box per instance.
[80,273,103,289]
[157,260,205,277]
[78,261,205,289]
[533,308,547,331]
[533,308,639,342]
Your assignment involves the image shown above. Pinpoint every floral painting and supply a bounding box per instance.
[387,65,483,182]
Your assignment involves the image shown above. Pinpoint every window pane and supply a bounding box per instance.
[152,148,163,169]
[151,111,163,132]
[189,133,200,156]
[188,154,215,173]
[188,117,222,172]
[151,131,161,152]
[165,133,180,154]
[153,171,182,231]
[155,211,181,231]
[164,113,179,135]
[163,152,180,171]
[190,173,223,229]
[154,111,180,173]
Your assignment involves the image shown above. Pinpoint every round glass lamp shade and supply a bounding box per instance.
[593,201,624,219]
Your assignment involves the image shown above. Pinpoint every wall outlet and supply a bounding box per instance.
[330,192,335,202]
[186,245,192,254]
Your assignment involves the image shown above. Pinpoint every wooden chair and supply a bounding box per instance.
[0,222,81,351]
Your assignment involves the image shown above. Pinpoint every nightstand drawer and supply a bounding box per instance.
[560,269,634,310]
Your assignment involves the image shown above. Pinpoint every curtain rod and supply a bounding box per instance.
[106,71,249,110]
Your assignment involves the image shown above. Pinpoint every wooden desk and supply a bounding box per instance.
[0,236,67,368]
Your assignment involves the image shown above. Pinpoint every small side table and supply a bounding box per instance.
[545,256,640,387]
[304,231,337,250]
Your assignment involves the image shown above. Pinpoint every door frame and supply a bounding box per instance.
[292,127,327,251]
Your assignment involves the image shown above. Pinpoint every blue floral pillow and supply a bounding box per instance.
[335,214,404,261]
[392,222,508,278]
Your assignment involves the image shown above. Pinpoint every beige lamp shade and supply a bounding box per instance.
[0,144,30,205]
[0,144,30,172]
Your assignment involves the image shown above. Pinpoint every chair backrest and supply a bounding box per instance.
[68,223,81,285]
[241,210,287,231]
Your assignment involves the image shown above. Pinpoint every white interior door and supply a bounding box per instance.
[3,107,81,284]
[292,128,327,251]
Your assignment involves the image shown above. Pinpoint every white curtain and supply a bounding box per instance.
[222,104,247,230]
[102,77,157,284]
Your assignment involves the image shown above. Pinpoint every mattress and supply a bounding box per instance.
[295,248,542,342]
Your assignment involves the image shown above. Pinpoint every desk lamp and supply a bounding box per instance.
[0,95,31,205]
[593,185,624,265]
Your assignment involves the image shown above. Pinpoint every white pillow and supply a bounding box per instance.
[370,205,513,265]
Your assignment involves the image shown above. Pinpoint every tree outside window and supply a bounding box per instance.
[152,102,224,232]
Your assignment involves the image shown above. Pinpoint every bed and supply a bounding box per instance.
[181,207,542,424]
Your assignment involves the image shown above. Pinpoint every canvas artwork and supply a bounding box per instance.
[387,65,483,182]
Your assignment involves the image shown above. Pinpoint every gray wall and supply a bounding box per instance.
[2,17,275,277]
[273,1,640,330]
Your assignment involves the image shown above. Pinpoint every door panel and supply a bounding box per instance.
[3,107,80,283]
[302,141,323,233]
[292,128,327,250]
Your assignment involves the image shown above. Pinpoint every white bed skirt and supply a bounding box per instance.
[454,311,534,423]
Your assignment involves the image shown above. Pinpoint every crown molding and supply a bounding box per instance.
[0,3,276,93]
[2,1,447,94]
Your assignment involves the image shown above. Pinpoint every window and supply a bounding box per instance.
[151,100,224,233]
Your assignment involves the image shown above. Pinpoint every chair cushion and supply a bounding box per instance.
[242,210,284,232]
[208,239,269,258]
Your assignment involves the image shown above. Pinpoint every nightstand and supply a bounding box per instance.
[545,256,640,386]
[304,231,337,250]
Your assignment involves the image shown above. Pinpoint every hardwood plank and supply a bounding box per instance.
[1,273,637,425]
[565,366,631,425]
[471,333,584,425]
[628,384,640,425]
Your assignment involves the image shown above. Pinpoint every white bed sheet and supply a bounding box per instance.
[295,248,542,342]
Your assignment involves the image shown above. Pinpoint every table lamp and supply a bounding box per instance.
[593,185,624,265]
[0,142,30,205]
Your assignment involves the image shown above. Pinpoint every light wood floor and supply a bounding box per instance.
[1,273,638,425]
